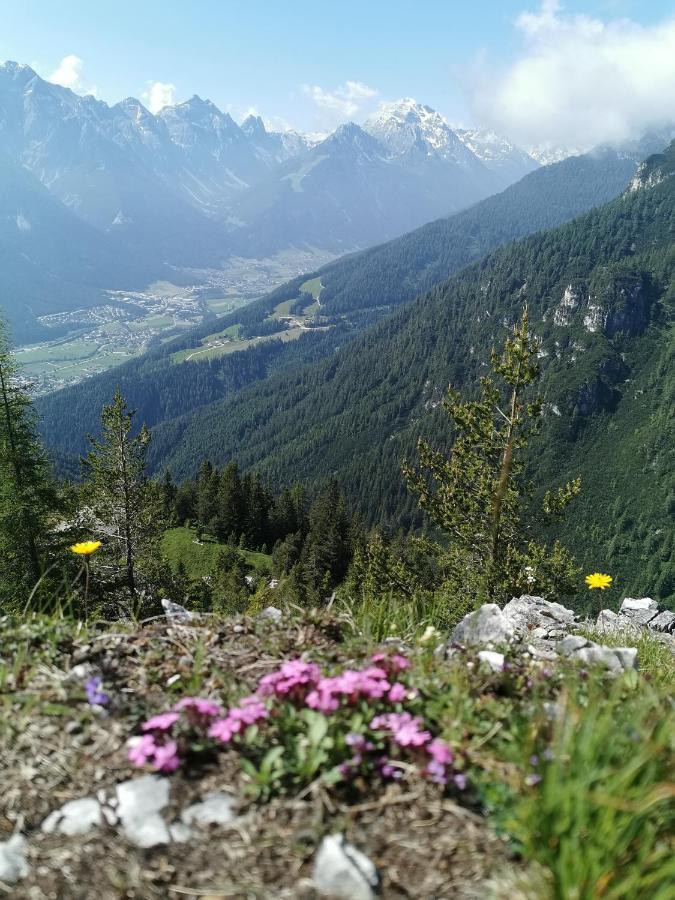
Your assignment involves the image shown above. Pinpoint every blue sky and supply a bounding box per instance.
[2,0,675,144]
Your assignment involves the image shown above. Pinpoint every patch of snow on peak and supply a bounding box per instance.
[526,142,582,166]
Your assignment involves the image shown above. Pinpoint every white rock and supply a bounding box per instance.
[41,797,102,836]
[596,609,640,634]
[558,635,637,673]
[116,775,171,848]
[620,597,657,613]
[477,650,505,672]
[260,606,282,623]
[502,595,577,637]
[558,635,589,656]
[649,610,675,634]
[313,834,378,900]
[451,604,515,647]
[619,598,658,627]
[122,812,170,848]
[612,647,638,670]
[180,792,237,827]
[65,662,99,682]
[0,835,29,884]
[168,822,193,843]
[161,598,193,622]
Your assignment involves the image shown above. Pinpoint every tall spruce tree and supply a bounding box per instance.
[83,389,154,600]
[404,309,580,608]
[0,321,60,607]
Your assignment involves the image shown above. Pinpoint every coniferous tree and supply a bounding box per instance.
[0,322,61,607]
[83,389,154,600]
[215,461,244,542]
[301,479,351,592]
[404,309,580,608]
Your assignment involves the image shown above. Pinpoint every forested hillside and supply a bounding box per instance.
[145,145,675,600]
[38,149,637,459]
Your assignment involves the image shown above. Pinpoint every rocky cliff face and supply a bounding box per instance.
[552,274,651,338]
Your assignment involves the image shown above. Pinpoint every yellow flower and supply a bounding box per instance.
[585,572,613,590]
[70,540,102,556]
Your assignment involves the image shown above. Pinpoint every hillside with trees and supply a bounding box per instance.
[143,144,675,601]
[36,149,638,463]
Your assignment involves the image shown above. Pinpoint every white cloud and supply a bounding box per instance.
[302,80,378,120]
[142,81,177,114]
[49,54,84,89]
[468,2,675,151]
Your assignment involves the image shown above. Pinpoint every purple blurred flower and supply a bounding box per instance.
[85,676,110,707]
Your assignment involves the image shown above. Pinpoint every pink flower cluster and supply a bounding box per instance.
[258,653,412,714]
[128,695,224,772]
[366,713,459,787]
[207,696,269,744]
[129,651,466,791]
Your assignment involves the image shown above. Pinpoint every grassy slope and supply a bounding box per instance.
[161,526,271,578]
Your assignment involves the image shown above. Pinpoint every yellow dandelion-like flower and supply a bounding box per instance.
[585,572,612,590]
[70,540,102,556]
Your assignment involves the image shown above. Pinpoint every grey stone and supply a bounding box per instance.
[260,606,282,623]
[451,604,515,647]
[558,636,638,673]
[41,797,102,836]
[161,598,193,622]
[596,609,640,635]
[502,595,577,638]
[116,775,171,848]
[649,610,675,634]
[596,608,619,630]
[313,834,378,900]
[623,608,658,627]
[619,597,658,627]
[180,792,237,827]
[575,645,623,673]
[612,647,638,670]
[558,635,590,656]
[477,650,505,672]
[0,835,29,884]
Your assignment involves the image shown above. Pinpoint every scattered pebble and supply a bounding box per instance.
[313,834,379,900]
[0,834,29,884]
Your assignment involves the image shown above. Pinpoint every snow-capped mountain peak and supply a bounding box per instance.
[455,127,539,177]
[364,98,479,167]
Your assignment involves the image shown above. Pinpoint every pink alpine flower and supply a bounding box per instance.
[173,697,222,717]
[427,738,453,765]
[127,733,158,767]
[258,659,322,701]
[370,712,431,748]
[152,739,181,773]
[387,682,407,703]
[142,711,179,732]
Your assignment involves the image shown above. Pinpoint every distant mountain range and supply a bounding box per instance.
[0,61,543,337]
[2,59,673,342]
